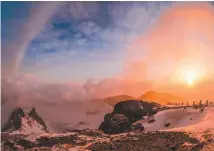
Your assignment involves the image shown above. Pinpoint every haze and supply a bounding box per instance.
[2,2,214,120]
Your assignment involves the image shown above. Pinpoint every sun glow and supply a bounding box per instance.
[186,71,196,85]
[175,66,204,86]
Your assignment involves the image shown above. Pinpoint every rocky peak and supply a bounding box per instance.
[11,107,25,117]
[28,107,36,116]
[2,107,49,133]
[2,107,25,132]
[28,107,48,130]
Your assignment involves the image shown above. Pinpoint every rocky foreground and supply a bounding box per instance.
[1,100,214,150]
[1,129,214,151]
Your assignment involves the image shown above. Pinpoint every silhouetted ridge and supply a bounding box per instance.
[138,90,186,104]
[28,107,47,130]
[2,107,25,132]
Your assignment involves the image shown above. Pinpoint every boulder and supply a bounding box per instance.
[148,118,156,123]
[113,100,158,123]
[131,122,144,131]
[98,113,131,134]
[164,122,171,127]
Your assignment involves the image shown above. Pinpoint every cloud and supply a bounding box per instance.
[124,2,214,83]
[56,2,99,20]
[109,2,172,32]
[2,2,61,77]
[18,2,172,83]
[2,2,214,126]
[77,21,101,37]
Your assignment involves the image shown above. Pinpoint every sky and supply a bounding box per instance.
[1,1,214,116]
[2,1,173,82]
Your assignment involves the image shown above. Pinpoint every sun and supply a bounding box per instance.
[175,64,205,86]
[186,71,196,85]
[187,78,193,85]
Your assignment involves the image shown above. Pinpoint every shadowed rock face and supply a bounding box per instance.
[2,107,49,133]
[99,113,131,134]
[98,100,159,134]
[28,107,48,131]
[113,100,159,123]
[2,108,25,132]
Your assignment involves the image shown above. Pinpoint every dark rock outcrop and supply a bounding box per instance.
[2,108,25,132]
[2,107,49,133]
[99,100,160,134]
[28,107,48,132]
[164,122,171,127]
[98,113,131,134]
[113,100,159,123]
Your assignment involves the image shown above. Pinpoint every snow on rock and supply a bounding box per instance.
[2,107,49,135]
[11,116,46,135]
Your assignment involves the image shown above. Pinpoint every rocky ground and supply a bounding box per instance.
[1,129,214,151]
[2,102,213,151]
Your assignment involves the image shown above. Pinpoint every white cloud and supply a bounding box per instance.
[109,2,172,32]
[55,2,99,20]
[78,21,101,37]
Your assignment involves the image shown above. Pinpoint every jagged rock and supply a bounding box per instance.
[113,100,158,123]
[2,107,49,134]
[99,113,131,134]
[2,108,25,132]
[28,107,48,131]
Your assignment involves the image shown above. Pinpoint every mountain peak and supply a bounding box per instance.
[28,107,48,130]
[28,107,36,115]
[2,107,25,132]
[138,90,186,104]
[145,90,157,95]
[12,107,25,117]
[2,107,49,134]
[104,95,136,106]
[31,106,36,112]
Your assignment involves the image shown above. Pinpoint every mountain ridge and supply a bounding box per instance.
[2,107,49,134]
[100,90,186,106]
[138,90,186,104]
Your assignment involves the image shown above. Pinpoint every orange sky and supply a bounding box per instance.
[2,2,214,107]
[123,2,214,102]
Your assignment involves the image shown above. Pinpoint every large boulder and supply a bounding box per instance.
[98,113,131,134]
[113,100,158,123]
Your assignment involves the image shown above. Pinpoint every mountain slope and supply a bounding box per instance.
[92,91,185,107]
[138,90,186,104]
[28,107,48,130]
[103,95,136,106]
[1,108,25,132]
[2,107,49,134]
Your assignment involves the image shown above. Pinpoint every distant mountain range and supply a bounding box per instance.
[103,95,136,106]
[101,90,186,106]
[1,90,185,134]
[138,90,186,104]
